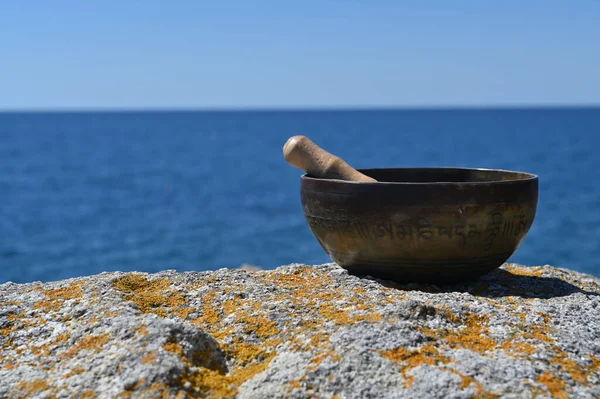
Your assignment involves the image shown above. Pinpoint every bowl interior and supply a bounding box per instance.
[352,167,537,184]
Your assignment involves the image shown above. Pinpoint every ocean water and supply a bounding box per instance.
[1,108,599,284]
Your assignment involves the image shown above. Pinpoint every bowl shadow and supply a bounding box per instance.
[363,268,599,299]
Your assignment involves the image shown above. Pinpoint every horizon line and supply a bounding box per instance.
[1,104,599,114]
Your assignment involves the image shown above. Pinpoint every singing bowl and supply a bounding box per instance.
[301,167,538,283]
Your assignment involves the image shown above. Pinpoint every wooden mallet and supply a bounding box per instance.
[283,135,377,183]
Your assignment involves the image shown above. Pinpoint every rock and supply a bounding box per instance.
[1,263,599,398]
[236,264,263,272]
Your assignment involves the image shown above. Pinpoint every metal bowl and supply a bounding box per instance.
[301,167,538,283]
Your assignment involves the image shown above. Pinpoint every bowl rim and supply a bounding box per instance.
[301,167,538,186]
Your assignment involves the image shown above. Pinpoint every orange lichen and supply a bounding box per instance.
[224,338,281,365]
[159,333,274,399]
[318,303,382,325]
[442,367,476,390]
[137,325,149,336]
[31,332,71,357]
[1,314,21,337]
[552,355,586,384]
[308,332,331,349]
[118,378,146,398]
[80,390,96,398]
[435,306,461,324]
[524,324,554,344]
[2,300,23,306]
[262,266,333,291]
[380,345,451,387]
[504,264,544,278]
[101,311,118,318]
[64,367,85,378]
[308,349,341,372]
[318,304,353,325]
[174,306,194,320]
[537,372,567,399]
[3,361,17,370]
[443,369,499,398]
[162,341,184,357]
[239,313,279,339]
[33,281,84,312]
[192,292,280,342]
[286,378,304,390]
[474,388,500,399]
[55,332,71,343]
[16,379,51,397]
[142,351,158,364]
[111,274,186,316]
[589,354,600,370]
[421,312,497,354]
[498,340,536,357]
[195,292,219,326]
[382,345,450,366]
[177,359,264,398]
[359,311,383,323]
[58,333,110,359]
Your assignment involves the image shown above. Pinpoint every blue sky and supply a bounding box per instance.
[1,1,599,109]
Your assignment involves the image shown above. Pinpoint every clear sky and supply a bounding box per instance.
[1,1,599,109]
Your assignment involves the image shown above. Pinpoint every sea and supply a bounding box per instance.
[1,108,599,284]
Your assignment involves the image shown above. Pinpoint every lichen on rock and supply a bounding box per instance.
[1,263,599,398]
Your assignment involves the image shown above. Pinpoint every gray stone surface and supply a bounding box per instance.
[1,263,599,398]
